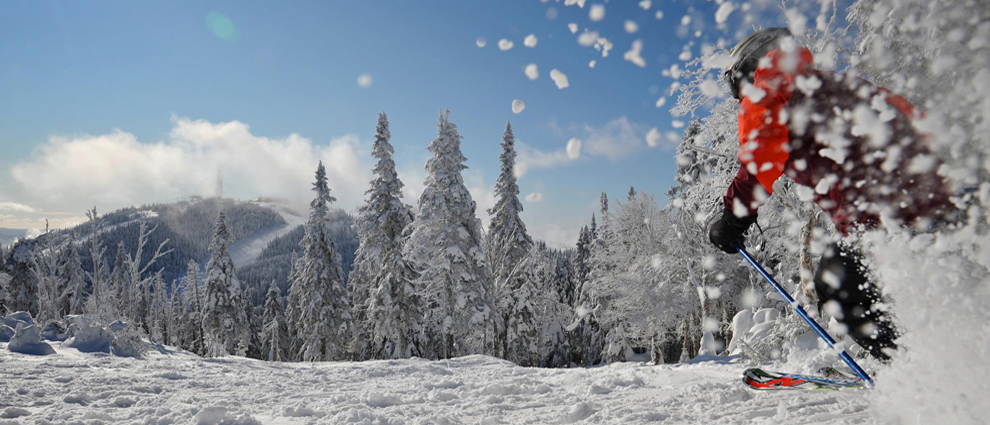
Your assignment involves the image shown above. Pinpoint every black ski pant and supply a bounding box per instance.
[814,243,897,362]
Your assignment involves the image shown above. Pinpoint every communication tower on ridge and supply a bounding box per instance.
[216,170,223,199]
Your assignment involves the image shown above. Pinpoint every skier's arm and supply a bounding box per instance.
[722,165,766,219]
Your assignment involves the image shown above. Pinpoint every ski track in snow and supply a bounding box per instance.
[229,205,306,268]
[0,346,874,424]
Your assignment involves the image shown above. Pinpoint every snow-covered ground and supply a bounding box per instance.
[0,345,874,425]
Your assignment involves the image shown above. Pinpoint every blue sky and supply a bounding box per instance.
[0,0,783,246]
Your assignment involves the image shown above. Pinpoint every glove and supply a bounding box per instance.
[709,209,757,254]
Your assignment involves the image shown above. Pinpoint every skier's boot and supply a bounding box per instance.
[814,243,898,362]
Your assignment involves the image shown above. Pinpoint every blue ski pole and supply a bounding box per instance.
[733,243,874,387]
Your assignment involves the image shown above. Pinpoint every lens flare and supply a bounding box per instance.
[205,12,239,42]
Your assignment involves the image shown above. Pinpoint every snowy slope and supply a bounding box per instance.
[228,203,306,268]
[0,346,874,424]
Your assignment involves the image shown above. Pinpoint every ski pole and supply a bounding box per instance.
[734,243,874,387]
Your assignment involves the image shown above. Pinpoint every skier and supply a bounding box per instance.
[707,28,957,361]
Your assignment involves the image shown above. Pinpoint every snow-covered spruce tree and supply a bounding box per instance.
[148,273,167,343]
[260,280,287,361]
[403,109,496,359]
[572,225,591,297]
[282,250,301,360]
[59,242,87,315]
[0,269,10,315]
[351,113,424,360]
[487,121,537,363]
[350,112,416,360]
[487,121,533,285]
[574,193,616,365]
[288,161,351,362]
[499,249,540,366]
[203,210,251,357]
[518,243,574,367]
[546,251,576,367]
[366,243,424,359]
[181,260,206,355]
[31,222,67,324]
[4,240,39,317]
[167,281,182,347]
[108,243,130,320]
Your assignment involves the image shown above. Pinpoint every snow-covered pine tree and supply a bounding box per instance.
[181,260,205,355]
[282,250,301,360]
[351,112,415,360]
[4,240,39,317]
[487,121,536,363]
[500,251,540,366]
[83,207,110,319]
[59,242,87,315]
[487,121,533,285]
[261,280,287,361]
[573,225,591,298]
[108,243,130,320]
[288,161,351,361]
[403,109,496,359]
[125,221,172,329]
[344,113,423,360]
[366,244,424,359]
[148,273,167,343]
[167,281,181,347]
[545,251,575,367]
[31,222,65,324]
[203,210,251,357]
[0,269,10,315]
[575,192,617,365]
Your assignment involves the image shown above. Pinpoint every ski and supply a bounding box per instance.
[742,368,868,391]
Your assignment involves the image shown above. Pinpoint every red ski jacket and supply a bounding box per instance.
[722,47,952,234]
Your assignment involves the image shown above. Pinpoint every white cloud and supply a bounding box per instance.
[516,142,575,178]
[639,0,651,10]
[655,97,667,108]
[498,39,514,51]
[550,69,569,89]
[568,23,579,34]
[581,117,648,160]
[512,99,526,114]
[525,64,539,80]
[464,170,496,229]
[589,60,597,68]
[476,38,487,48]
[524,34,538,48]
[532,222,580,250]
[7,117,371,217]
[397,164,426,207]
[564,0,587,7]
[624,40,647,68]
[357,73,373,88]
[525,192,544,202]
[589,4,605,21]
[0,202,36,213]
[514,117,665,176]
